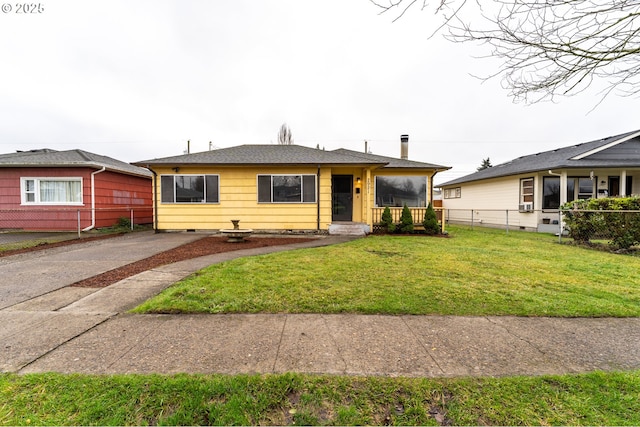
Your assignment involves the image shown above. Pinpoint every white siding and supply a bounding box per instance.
[442,174,539,229]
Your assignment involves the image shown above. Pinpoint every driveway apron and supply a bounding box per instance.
[0,231,202,310]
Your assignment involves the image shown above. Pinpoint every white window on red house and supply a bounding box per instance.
[21,177,83,205]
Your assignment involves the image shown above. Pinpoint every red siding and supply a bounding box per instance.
[93,170,153,227]
[0,167,152,231]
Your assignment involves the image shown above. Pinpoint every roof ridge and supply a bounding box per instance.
[74,149,94,162]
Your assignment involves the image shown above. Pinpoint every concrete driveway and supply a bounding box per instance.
[0,231,202,310]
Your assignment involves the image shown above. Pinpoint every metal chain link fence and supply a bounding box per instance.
[443,208,640,250]
[0,207,153,245]
[559,209,640,250]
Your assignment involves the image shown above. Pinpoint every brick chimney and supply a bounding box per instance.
[400,134,409,160]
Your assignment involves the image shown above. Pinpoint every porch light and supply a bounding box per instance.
[356,177,361,184]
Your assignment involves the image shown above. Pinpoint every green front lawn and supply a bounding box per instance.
[2,371,639,426]
[135,226,640,317]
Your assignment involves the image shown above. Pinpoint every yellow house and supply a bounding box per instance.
[135,142,450,234]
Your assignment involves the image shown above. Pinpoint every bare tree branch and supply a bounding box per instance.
[371,0,640,104]
[277,123,294,145]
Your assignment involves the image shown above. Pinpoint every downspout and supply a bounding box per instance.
[82,166,106,232]
[430,169,446,204]
[316,165,321,231]
[148,166,158,232]
[429,172,435,205]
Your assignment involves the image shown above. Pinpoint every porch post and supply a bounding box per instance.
[621,170,628,196]
[560,171,568,205]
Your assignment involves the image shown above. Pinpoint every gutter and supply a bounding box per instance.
[82,166,106,231]
[430,167,451,204]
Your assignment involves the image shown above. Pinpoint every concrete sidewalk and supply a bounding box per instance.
[13,313,640,377]
[2,232,640,377]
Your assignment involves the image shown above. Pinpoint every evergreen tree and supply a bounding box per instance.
[380,206,395,233]
[477,157,493,171]
[422,202,440,235]
[399,204,414,233]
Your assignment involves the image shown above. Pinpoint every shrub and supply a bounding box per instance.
[116,216,132,229]
[399,204,414,233]
[422,202,440,235]
[380,206,396,233]
[562,199,598,243]
[562,196,640,249]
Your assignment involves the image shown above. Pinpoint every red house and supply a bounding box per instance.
[0,149,153,231]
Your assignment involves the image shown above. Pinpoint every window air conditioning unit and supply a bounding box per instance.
[519,202,534,212]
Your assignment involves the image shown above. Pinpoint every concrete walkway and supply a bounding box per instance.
[1,232,639,377]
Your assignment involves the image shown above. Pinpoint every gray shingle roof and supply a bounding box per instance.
[135,144,389,167]
[0,149,152,178]
[440,129,640,187]
[135,144,450,170]
[333,148,450,170]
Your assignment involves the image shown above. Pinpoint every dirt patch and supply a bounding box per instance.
[70,236,315,288]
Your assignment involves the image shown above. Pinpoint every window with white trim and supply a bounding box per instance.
[161,175,219,203]
[257,174,316,203]
[444,187,461,199]
[519,177,534,210]
[21,177,83,205]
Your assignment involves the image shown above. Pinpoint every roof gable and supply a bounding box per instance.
[0,149,152,178]
[571,130,640,160]
[575,135,640,161]
[440,129,640,187]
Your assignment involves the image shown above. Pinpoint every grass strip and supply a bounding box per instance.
[1,371,638,426]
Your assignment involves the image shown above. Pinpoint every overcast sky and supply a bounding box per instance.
[1,0,637,184]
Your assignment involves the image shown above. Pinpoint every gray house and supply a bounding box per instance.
[440,129,640,232]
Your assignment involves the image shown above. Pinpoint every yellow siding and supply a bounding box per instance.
[152,164,440,231]
[153,166,332,231]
